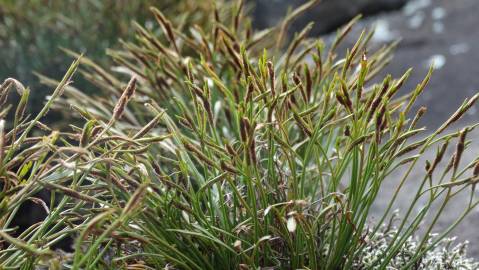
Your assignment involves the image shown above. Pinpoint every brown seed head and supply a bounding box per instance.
[112,77,137,121]
[410,106,427,128]
[267,61,275,96]
[473,161,479,177]
[453,128,467,173]
[438,94,479,134]
[427,141,449,177]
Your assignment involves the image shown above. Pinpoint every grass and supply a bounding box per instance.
[1,0,479,269]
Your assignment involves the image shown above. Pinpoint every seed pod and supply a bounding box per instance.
[268,97,278,123]
[379,106,388,131]
[375,104,386,143]
[183,140,217,168]
[244,78,254,104]
[293,112,312,137]
[427,141,449,178]
[1,78,25,96]
[267,61,275,97]
[225,143,238,157]
[444,153,455,175]
[395,138,428,157]
[112,77,137,122]
[249,136,257,165]
[386,68,412,99]
[410,106,427,128]
[473,161,479,177]
[241,49,250,77]
[391,128,425,150]
[453,129,467,173]
[223,37,242,70]
[367,75,390,122]
[151,8,179,53]
[220,161,239,174]
[90,125,103,140]
[340,79,353,112]
[335,91,347,109]
[398,155,420,166]
[201,85,214,126]
[425,160,431,175]
[34,121,51,132]
[42,182,99,204]
[281,72,289,95]
[80,209,115,241]
[405,65,434,113]
[293,73,307,103]
[437,94,479,134]
[313,50,323,84]
[213,6,221,49]
[346,134,372,152]
[133,111,164,139]
[233,0,245,31]
[191,84,204,98]
[284,22,314,69]
[240,117,251,141]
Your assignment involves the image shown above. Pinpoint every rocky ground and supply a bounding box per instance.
[361,0,479,128]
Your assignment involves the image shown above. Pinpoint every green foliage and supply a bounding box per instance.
[0,0,216,122]
[0,0,478,269]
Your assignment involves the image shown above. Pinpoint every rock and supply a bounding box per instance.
[251,0,409,35]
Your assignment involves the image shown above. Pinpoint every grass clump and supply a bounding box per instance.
[1,0,479,269]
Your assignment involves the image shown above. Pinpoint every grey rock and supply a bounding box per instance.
[251,0,409,35]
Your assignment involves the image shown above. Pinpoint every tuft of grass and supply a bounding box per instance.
[1,0,479,269]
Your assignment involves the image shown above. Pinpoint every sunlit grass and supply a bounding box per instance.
[0,0,479,269]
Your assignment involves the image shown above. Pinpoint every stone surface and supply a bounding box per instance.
[355,0,479,128]
[251,0,409,35]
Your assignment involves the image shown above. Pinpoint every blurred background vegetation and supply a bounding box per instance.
[0,0,152,123]
[0,0,216,124]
